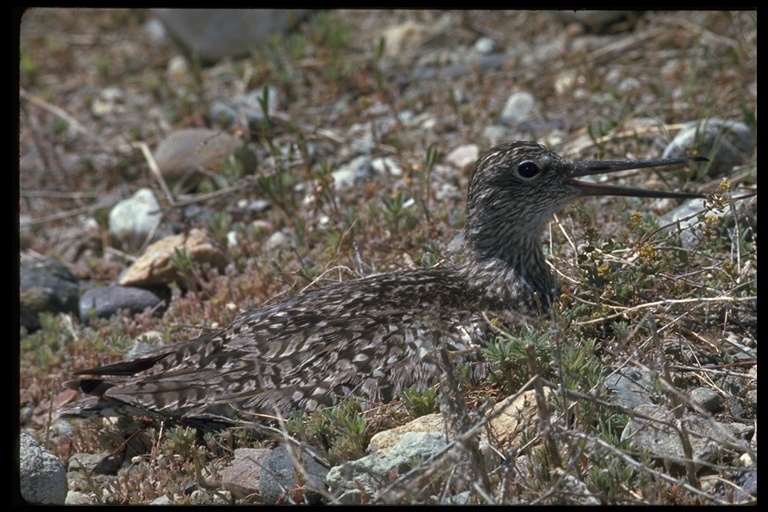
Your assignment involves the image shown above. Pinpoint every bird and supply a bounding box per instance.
[62,141,706,427]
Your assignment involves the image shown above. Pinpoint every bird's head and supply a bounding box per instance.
[464,141,706,254]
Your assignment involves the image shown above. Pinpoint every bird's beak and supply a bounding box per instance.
[568,155,708,199]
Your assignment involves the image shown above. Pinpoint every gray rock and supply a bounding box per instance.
[259,445,328,505]
[690,387,722,413]
[621,404,752,469]
[327,431,446,503]
[19,256,79,331]
[68,452,118,475]
[473,36,495,54]
[482,124,510,145]
[91,87,125,117]
[604,368,656,409]
[79,286,164,323]
[335,488,364,504]
[500,91,536,125]
[473,53,509,73]
[332,156,374,191]
[108,188,162,252]
[658,198,707,250]
[617,77,642,93]
[445,144,479,170]
[237,198,272,214]
[166,54,189,83]
[154,9,310,64]
[662,119,754,177]
[719,467,757,502]
[210,88,280,130]
[189,489,233,504]
[19,433,68,504]
[143,16,168,44]
[371,156,402,177]
[264,230,294,253]
[554,470,602,505]
[220,447,271,501]
[444,490,471,505]
[346,124,377,155]
[659,194,756,250]
[65,491,97,504]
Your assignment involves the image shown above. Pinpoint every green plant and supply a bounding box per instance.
[401,385,439,418]
[286,398,367,466]
[381,192,418,234]
[481,328,552,394]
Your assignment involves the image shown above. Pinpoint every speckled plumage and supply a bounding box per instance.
[63,141,704,426]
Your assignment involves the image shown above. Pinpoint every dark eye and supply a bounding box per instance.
[517,161,541,179]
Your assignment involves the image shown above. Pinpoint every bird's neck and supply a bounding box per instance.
[460,224,555,314]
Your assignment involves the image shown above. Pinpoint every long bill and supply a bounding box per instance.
[567,155,708,199]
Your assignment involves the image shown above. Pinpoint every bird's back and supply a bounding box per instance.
[64,265,524,425]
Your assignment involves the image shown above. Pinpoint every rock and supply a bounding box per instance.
[154,9,310,64]
[150,495,173,505]
[605,367,655,409]
[690,387,722,413]
[381,20,427,56]
[621,404,753,469]
[473,36,495,54]
[485,390,542,447]
[19,433,68,504]
[108,188,163,252]
[91,87,125,117]
[327,390,542,503]
[264,229,294,253]
[259,445,329,505]
[79,286,164,323]
[189,489,233,504]
[237,198,272,214]
[659,194,756,250]
[719,467,757,502]
[165,54,189,85]
[367,413,446,455]
[368,390,540,457]
[331,156,374,191]
[210,88,280,131]
[482,124,510,145]
[617,76,642,93]
[65,491,97,504]
[67,452,118,475]
[445,144,479,171]
[153,129,240,191]
[500,91,536,125]
[118,228,227,287]
[327,431,446,503]
[663,119,754,177]
[143,16,168,44]
[220,448,271,501]
[19,255,79,332]
[220,445,328,504]
[552,468,601,505]
[371,156,402,177]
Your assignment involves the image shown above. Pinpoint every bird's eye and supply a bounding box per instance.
[517,161,541,179]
